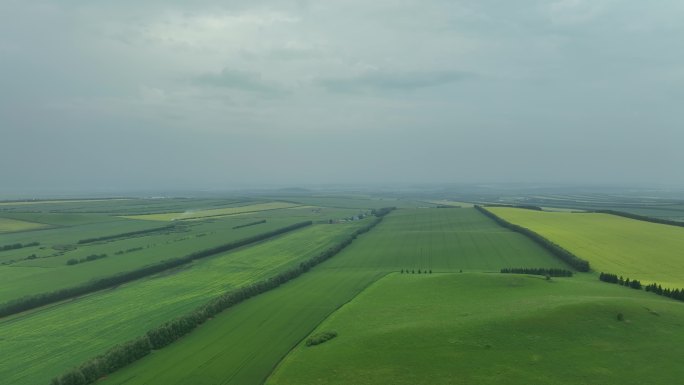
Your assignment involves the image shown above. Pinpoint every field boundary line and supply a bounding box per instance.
[261,271,394,385]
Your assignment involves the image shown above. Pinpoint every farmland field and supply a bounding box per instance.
[0,217,50,233]
[488,207,684,288]
[99,208,564,385]
[0,221,366,385]
[4,197,684,385]
[267,273,684,385]
[121,202,301,221]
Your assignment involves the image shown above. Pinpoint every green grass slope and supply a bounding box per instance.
[489,207,684,287]
[99,208,563,385]
[268,273,684,385]
[0,222,364,385]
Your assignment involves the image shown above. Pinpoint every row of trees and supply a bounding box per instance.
[400,269,432,274]
[483,204,543,211]
[599,272,643,289]
[475,206,590,272]
[600,272,684,302]
[1,241,39,251]
[66,254,108,266]
[501,267,573,277]
[593,210,684,228]
[77,225,177,244]
[232,219,266,229]
[0,221,313,318]
[49,209,394,385]
[645,283,684,301]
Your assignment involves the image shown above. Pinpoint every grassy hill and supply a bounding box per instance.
[267,273,684,385]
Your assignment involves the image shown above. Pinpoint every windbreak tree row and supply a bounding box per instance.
[599,272,684,301]
[475,206,589,272]
[49,209,395,385]
[501,267,573,277]
[77,224,178,244]
[593,210,684,228]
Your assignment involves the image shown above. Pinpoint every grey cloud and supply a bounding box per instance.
[193,69,284,94]
[317,70,474,93]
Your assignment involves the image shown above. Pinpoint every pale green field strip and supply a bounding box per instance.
[0,199,132,206]
[121,202,300,221]
[0,222,364,385]
[0,217,51,233]
[99,208,563,385]
[268,273,684,385]
[489,207,684,288]
[0,217,307,303]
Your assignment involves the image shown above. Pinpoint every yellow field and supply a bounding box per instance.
[490,207,684,288]
[121,202,301,221]
[0,217,50,233]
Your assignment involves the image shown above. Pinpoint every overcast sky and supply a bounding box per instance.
[1,0,683,192]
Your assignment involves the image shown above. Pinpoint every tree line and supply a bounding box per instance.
[67,254,108,266]
[599,272,643,289]
[483,204,543,211]
[600,272,684,301]
[49,209,395,385]
[592,210,684,228]
[1,241,39,251]
[0,221,313,318]
[77,225,177,244]
[232,219,266,229]
[501,267,573,277]
[475,206,590,272]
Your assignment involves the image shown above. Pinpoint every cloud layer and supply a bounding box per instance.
[1,0,683,192]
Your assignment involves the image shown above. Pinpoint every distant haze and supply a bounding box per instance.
[1,1,683,193]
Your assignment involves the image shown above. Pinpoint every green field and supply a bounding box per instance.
[0,217,50,233]
[489,207,684,288]
[267,273,684,385]
[0,222,365,385]
[99,208,564,385]
[0,205,364,303]
[322,208,568,272]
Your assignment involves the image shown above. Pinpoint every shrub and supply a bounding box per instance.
[306,331,338,346]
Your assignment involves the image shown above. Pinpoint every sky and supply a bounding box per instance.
[1,0,683,192]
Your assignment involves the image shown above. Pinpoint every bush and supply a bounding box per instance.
[66,259,78,266]
[306,331,338,346]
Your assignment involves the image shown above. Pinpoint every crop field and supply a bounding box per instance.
[0,216,308,302]
[488,207,684,287]
[0,221,366,385]
[267,273,684,385]
[0,217,50,233]
[121,202,301,221]
[322,208,568,271]
[4,195,684,385]
[97,207,564,385]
